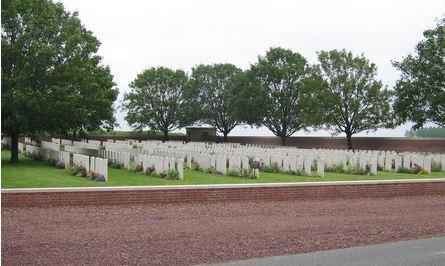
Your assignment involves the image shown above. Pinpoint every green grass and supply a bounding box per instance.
[1,150,444,188]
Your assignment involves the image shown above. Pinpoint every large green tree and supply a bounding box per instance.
[393,18,445,128]
[1,0,118,163]
[312,49,393,150]
[242,47,314,146]
[122,67,189,141]
[187,64,243,141]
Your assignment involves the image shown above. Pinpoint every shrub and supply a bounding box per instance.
[228,170,239,177]
[240,169,256,179]
[340,164,370,175]
[261,163,279,173]
[397,164,424,174]
[325,164,343,173]
[418,168,429,175]
[431,162,442,172]
[109,161,123,169]
[128,161,138,172]
[66,165,86,177]
[166,169,179,180]
[145,166,155,176]
[191,162,200,171]
[55,162,65,169]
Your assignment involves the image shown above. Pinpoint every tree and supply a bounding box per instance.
[393,18,445,129]
[123,67,188,141]
[1,0,118,163]
[243,47,314,146]
[312,49,393,150]
[187,64,242,141]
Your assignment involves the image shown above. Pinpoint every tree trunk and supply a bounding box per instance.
[163,130,168,142]
[10,132,19,163]
[280,135,286,146]
[346,131,354,151]
[223,132,228,142]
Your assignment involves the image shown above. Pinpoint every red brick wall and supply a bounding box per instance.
[3,181,444,207]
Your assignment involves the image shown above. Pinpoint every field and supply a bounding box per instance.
[1,150,444,188]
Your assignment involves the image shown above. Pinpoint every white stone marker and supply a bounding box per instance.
[303,157,312,176]
[177,159,184,180]
[394,156,402,172]
[242,157,250,174]
[385,155,392,171]
[370,158,378,175]
[216,156,227,175]
[423,156,431,173]
[316,158,324,177]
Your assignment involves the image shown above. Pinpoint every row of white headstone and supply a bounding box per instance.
[73,153,108,181]
[20,142,108,181]
[100,150,184,180]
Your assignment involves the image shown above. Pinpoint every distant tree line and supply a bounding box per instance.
[2,0,444,163]
[405,127,445,138]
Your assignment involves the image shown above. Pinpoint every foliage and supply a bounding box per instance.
[240,47,314,145]
[341,164,370,175]
[144,166,155,176]
[1,0,118,163]
[432,162,442,172]
[108,161,123,169]
[122,67,189,141]
[393,18,445,129]
[261,163,280,173]
[186,63,243,141]
[191,162,200,171]
[405,127,445,138]
[166,169,179,180]
[128,161,138,172]
[66,165,86,177]
[228,169,239,177]
[325,164,344,173]
[311,49,394,150]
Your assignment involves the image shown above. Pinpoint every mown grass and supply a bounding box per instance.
[1,150,444,188]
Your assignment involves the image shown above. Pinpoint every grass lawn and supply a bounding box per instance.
[1,150,444,188]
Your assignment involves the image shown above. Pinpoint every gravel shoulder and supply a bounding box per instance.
[2,195,445,265]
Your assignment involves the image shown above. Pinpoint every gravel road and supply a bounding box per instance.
[2,195,445,265]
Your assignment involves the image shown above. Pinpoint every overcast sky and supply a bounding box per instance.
[61,0,444,137]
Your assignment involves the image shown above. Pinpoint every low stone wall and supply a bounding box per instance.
[3,179,444,207]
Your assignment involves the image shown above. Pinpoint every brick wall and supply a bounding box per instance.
[3,180,444,207]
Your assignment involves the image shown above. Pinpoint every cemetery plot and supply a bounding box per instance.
[1,137,444,188]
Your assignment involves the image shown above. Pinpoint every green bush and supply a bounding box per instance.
[240,169,256,179]
[340,164,370,175]
[66,165,86,177]
[397,164,423,174]
[145,166,155,176]
[191,162,200,171]
[108,161,123,169]
[228,170,239,177]
[261,163,279,173]
[431,162,442,172]
[166,169,179,180]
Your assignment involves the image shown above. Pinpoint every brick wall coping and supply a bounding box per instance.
[2,178,444,193]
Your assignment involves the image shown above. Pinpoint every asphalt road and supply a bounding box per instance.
[214,236,445,266]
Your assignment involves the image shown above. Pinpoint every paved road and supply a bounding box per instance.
[214,237,445,266]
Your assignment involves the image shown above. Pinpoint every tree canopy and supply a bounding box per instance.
[187,63,242,141]
[241,47,314,145]
[122,67,189,141]
[393,18,445,129]
[311,49,393,150]
[1,0,118,162]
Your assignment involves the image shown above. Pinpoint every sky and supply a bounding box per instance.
[61,0,445,137]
